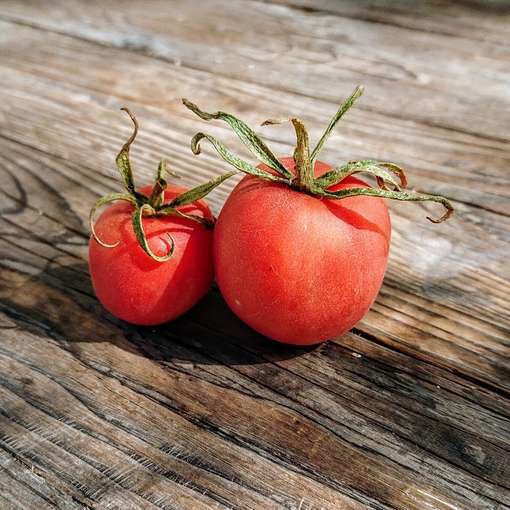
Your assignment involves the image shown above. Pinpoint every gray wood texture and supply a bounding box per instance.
[0,1,509,508]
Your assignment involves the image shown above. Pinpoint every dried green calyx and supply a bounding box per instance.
[182,86,453,223]
[90,108,236,261]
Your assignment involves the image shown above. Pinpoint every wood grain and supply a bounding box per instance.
[259,0,510,44]
[1,0,510,143]
[0,1,509,508]
[1,203,509,509]
[0,19,508,392]
[0,448,85,510]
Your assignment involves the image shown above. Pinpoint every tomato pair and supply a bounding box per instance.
[89,88,452,345]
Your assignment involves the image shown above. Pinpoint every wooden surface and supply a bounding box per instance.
[0,1,509,508]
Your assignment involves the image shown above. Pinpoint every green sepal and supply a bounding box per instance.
[185,87,454,223]
[156,169,239,229]
[314,160,407,190]
[115,108,145,203]
[89,108,236,262]
[182,99,293,180]
[310,86,364,165]
[132,203,175,262]
[155,158,167,181]
[191,132,289,184]
[155,207,215,228]
[315,186,453,223]
[169,170,238,208]
[90,193,137,248]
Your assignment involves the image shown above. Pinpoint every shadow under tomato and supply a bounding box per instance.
[5,259,313,367]
[135,287,319,366]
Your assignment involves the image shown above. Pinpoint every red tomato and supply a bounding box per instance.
[214,157,391,345]
[89,185,214,325]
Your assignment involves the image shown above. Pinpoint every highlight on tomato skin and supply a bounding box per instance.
[183,86,453,345]
[88,108,236,326]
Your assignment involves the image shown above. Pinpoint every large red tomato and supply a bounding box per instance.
[183,86,452,344]
[214,158,390,345]
[89,185,214,325]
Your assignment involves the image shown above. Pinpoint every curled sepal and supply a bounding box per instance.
[133,203,175,262]
[191,132,288,184]
[316,186,453,223]
[182,99,293,180]
[116,108,140,196]
[314,160,407,191]
[90,193,136,248]
[379,163,408,188]
[310,86,364,165]
[169,170,238,208]
[149,160,169,208]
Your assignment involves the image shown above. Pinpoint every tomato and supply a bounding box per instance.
[183,85,452,345]
[213,158,390,344]
[88,107,234,325]
[89,185,214,325]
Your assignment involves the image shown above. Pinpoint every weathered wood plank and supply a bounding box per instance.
[1,19,509,214]
[260,0,510,44]
[1,1,509,507]
[1,0,509,143]
[0,264,502,510]
[0,449,87,509]
[0,280,411,509]
[0,21,508,394]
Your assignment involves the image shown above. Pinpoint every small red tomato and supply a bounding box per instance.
[214,158,390,344]
[89,185,214,325]
[184,86,452,344]
[89,108,234,325]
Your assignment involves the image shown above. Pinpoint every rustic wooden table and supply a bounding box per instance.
[1,1,509,509]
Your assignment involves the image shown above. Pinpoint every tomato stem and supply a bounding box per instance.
[89,108,237,261]
[148,160,168,208]
[290,118,313,191]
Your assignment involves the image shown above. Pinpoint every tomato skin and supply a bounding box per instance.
[89,185,214,325]
[213,158,391,345]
